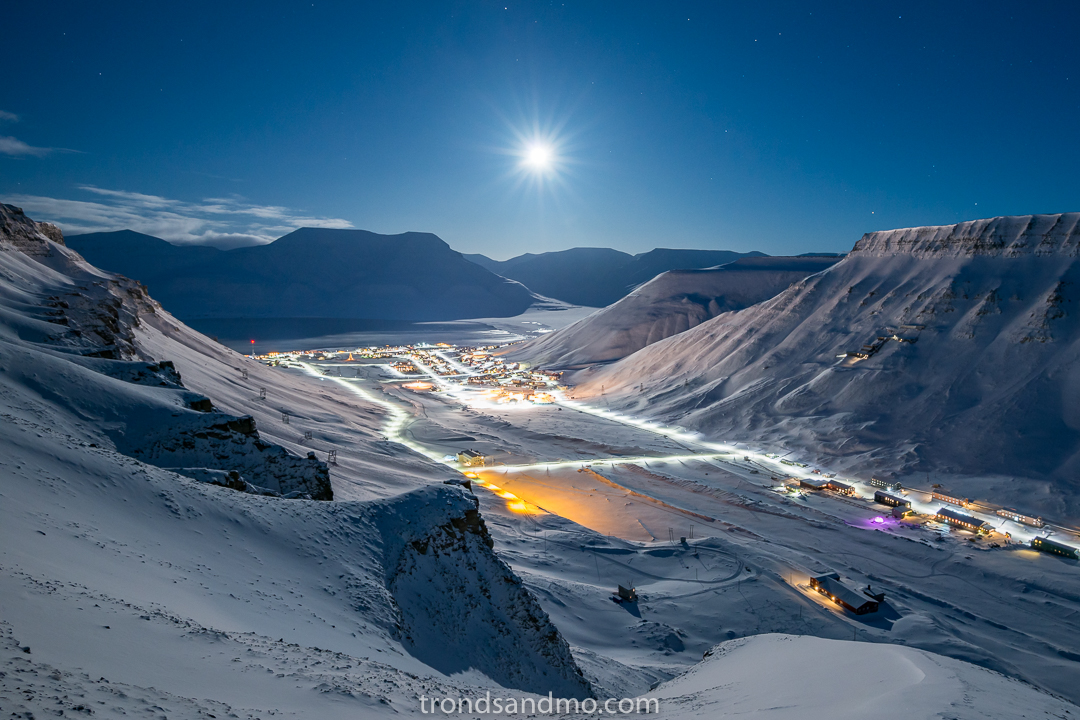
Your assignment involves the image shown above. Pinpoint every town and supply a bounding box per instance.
[251,337,1080,620]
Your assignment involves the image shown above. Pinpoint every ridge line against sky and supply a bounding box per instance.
[2,2,1080,258]
[4,185,355,249]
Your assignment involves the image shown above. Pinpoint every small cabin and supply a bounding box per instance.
[617,584,638,602]
[456,449,488,468]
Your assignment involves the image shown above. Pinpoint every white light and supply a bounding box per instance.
[523,143,553,171]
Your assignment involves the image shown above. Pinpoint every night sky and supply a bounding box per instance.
[2,1,1078,257]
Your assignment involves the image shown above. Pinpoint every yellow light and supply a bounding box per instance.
[498,491,518,500]
[507,500,528,512]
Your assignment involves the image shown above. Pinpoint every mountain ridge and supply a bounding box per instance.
[547,212,1080,521]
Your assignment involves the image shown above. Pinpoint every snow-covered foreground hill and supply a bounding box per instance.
[564,214,1080,522]
[506,256,840,368]
[2,203,1076,718]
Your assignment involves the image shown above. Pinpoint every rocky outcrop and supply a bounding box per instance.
[370,486,594,699]
[852,213,1080,258]
[0,202,333,501]
[127,414,333,500]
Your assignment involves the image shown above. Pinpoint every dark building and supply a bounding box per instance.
[809,573,880,615]
[1031,537,1078,559]
[874,490,910,509]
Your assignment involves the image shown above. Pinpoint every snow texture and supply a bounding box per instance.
[561,213,1080,521]
[507,256,840,368]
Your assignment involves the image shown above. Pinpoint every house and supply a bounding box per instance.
[809,573,879,615]
[799,478,829,490]
[935,507,990,533]
[616,585,638,602]
[456,449,488,468]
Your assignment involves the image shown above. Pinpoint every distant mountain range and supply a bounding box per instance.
[67,229,785,322]
[67,228,537,322]
[505,255,841,368]
[465,247,768,307]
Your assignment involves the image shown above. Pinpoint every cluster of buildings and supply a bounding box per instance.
[784,476,1073,558]
[452,349,565,400]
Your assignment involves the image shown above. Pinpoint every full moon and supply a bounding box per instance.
[523,143,553,170]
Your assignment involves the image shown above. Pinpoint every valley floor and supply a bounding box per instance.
[301,354,1080,705]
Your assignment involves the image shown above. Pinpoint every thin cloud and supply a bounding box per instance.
[0,110,19,123]
[0,136,54,157]
[2,187,354,248]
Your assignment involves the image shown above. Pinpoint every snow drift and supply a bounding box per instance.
[560,214,1080,520]
[507,255,840,368]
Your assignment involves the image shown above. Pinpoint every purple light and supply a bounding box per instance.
[872,516,886,524]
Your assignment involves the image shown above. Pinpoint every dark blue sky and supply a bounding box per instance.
[2,1,1078,257]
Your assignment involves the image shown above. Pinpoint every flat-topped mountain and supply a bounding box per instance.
[67,227,537,321]
[467,246,765,307]
[550,213,1080,520]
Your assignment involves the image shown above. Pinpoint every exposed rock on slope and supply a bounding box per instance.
[567,214,1080,519]
[374,487,593,699]
[0,203,331,499]
[508,256,840,368]
[67,227,537,321]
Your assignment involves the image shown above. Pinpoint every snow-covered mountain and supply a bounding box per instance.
[0,202,593,710]
[67,227,537,321]
[5,203,1077,718]
[506,256,840,368]
[466,247,764,307]
[561,214,1080,521]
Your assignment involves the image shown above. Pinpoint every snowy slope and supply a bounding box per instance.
[508,256,840,368]
[563,213,1080,520]
[5,203,1077,718]
[646,634,1077,720]
[0,202,594,713]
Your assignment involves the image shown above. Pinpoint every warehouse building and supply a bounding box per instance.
[996,508,1044,528]
[809,573,880,615]
[935,507,990,533]
[874,490,911,509]
[1031,537,1078,559]
[932,489,970,507]
[824,479,855,496]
